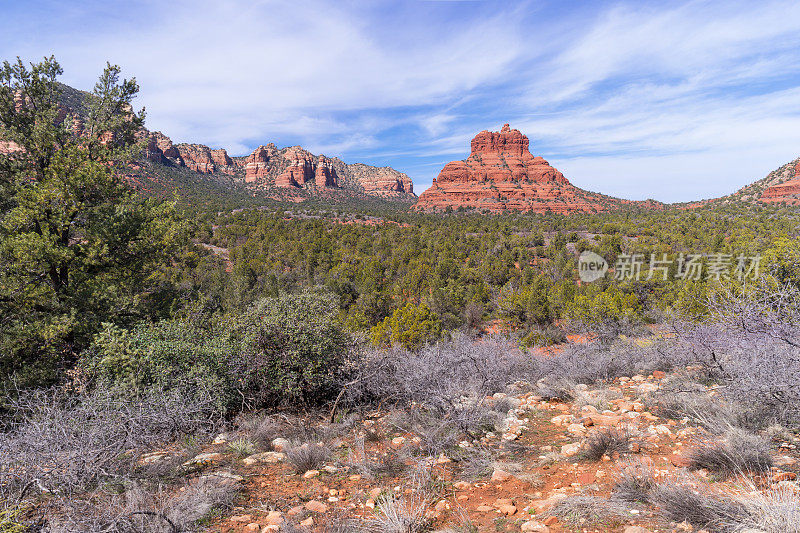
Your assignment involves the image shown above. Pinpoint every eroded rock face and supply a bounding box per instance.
[141,132,239,174]
[760,162,800,205]
[241,145,414,199]
[315,156,337,188]
[414,124,607,213]
[176,144,235,174]
[244,144,278,183]
[276,147,317,187]
[348,163,413,197]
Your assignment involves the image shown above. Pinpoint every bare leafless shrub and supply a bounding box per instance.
[548,495,629,529]
[458,448,494,480]
[673,281,800,429]
[532,333,694,388]
[646,375,730,424]
[684,428,773,478]
[361,493,431,533]
[277,522,311,533]
[535,377,575,402]
[0,386,220,500]
[498,439,531,459]
[727,482,800,532]
[285,443,331,473]
[611,460,656,504]
[580,427,633,461]
[490,397,513,415]
[649,481,747,531]
[347,335,522,416]
[47,475,238,532]
[344,438,408,480]
[246,415,283,449]
[388,408,461,457]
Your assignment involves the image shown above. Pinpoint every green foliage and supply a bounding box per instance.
[81,291,350,411]
[565,285,641,323]
[497,276,552,325]
[0,57,188,389]
[82,321,231,405]
[0,503,27,533]
[226,291,350,407]
[763,236,800,288]
[371,302,443,350]
[521,325,567,348]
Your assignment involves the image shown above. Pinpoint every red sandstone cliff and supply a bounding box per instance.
[240,145,413,199]
[414,124,620,213]
[759,161,800,205]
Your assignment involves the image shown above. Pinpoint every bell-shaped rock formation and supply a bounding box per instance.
[414,124,607,213]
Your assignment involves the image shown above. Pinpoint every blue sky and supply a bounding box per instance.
[3,0,800,202]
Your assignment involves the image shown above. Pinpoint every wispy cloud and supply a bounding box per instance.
[2,0,800,201]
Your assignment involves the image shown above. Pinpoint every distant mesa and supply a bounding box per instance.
[413,124,658,213]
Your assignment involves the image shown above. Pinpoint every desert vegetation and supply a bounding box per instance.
[1,58,799,532]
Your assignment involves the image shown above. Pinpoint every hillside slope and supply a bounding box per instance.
[715,157,800,206]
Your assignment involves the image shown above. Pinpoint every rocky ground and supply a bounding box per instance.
[156,369,800,532]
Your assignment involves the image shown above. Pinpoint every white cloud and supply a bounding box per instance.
[3,0,800,202]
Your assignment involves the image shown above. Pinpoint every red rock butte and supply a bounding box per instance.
[414,124,627,213]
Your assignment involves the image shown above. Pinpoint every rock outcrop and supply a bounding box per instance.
[348,164,413,198]
[760,161,800,205]
[716,157,800,206]
[176,144,235,174]
[0,80,415,202]
[142,132,238,175]
[240,145,413,199]
[414,124,616,213]
[244,144,278,183]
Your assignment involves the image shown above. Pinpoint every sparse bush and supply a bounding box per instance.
[535,377,575,402]
[362,494,431,533]
[612,460,655,504]
[684,428,773,478]
[285,443,331,473]
[38,474,238,532]
[248,415,283,450]
[729,482,800,532]
[675,280,800,429]
[349,336,521,453]
[548,495,629,529]
[580,428,632,461]
[0,386,219,499]
[227,437,256,457]
[649,481,747,530]
[458,448,494,479]
[345,438,408,480]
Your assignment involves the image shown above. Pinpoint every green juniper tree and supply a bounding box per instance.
[0,56,186,389]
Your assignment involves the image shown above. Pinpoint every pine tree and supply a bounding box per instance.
[0,56,184,389]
